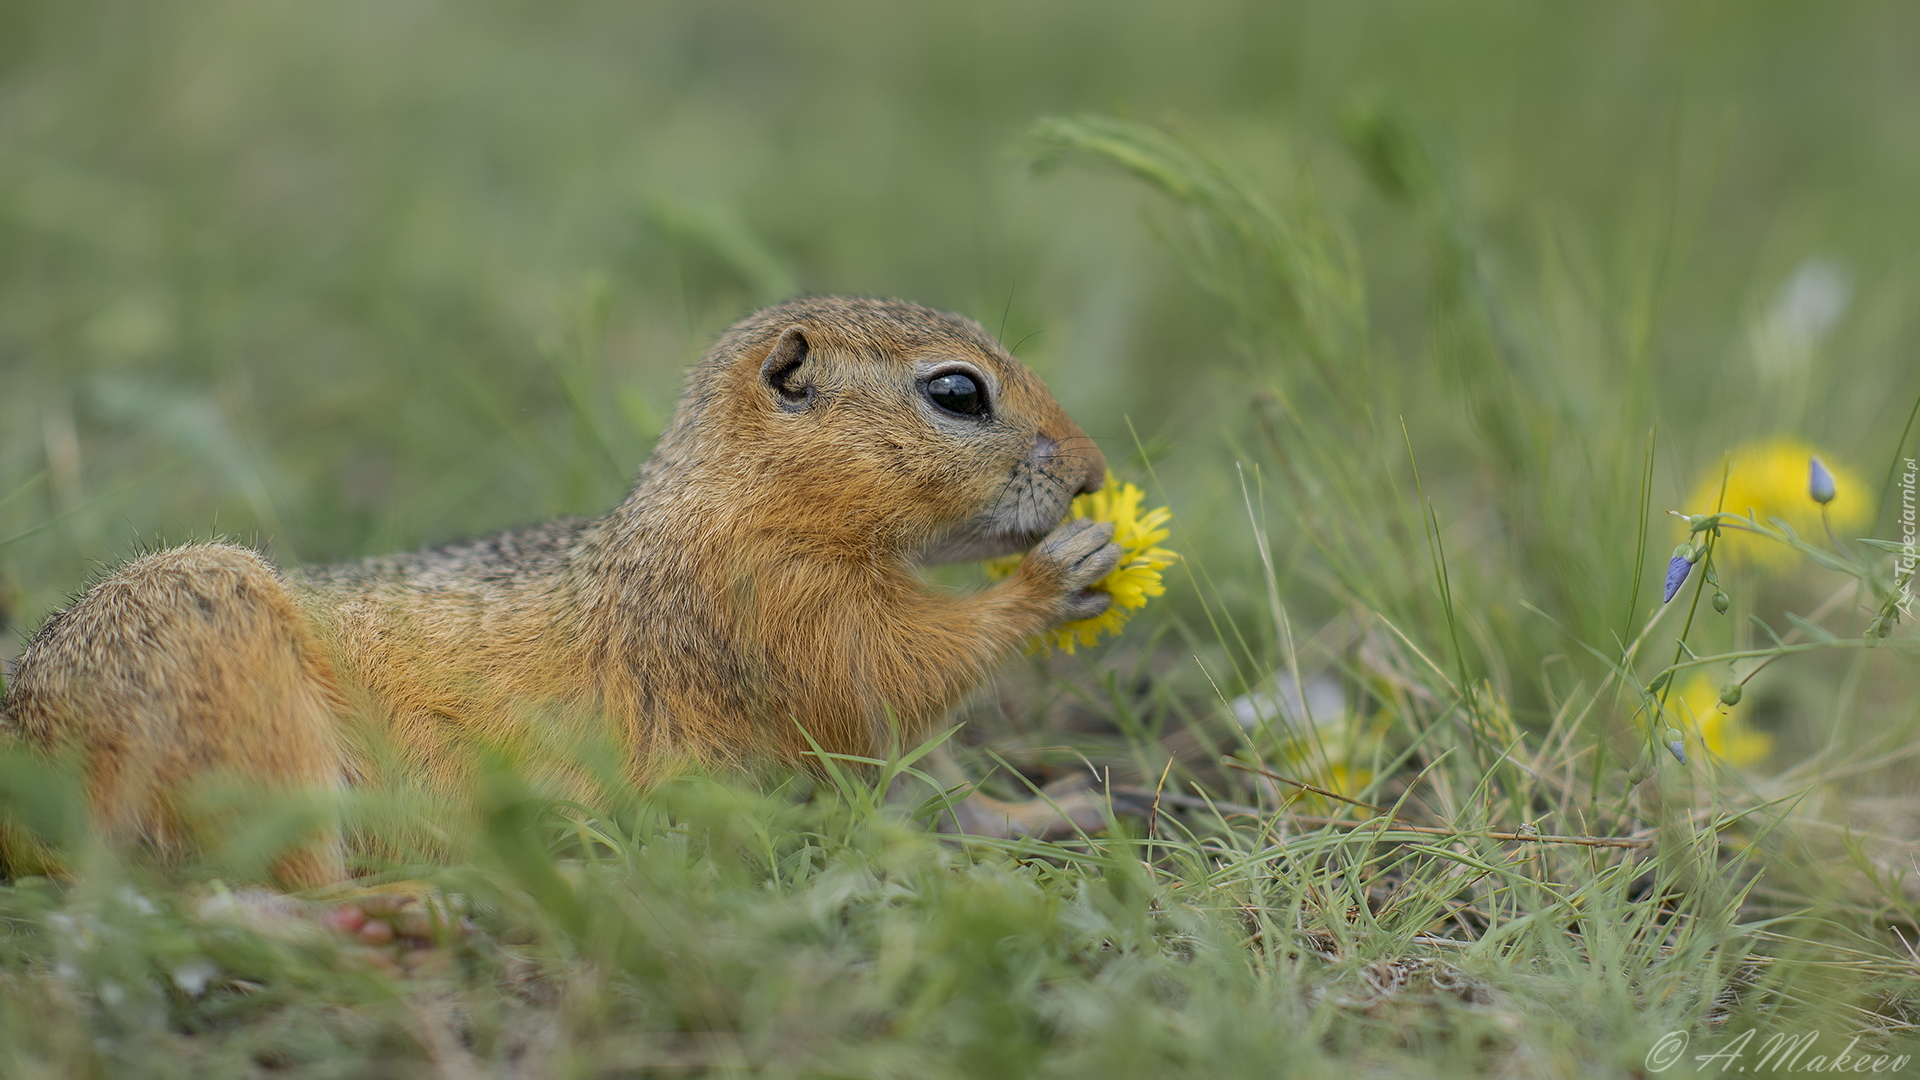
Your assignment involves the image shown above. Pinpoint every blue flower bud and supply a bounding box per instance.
[1662,554,1691,603]
[1809,456,1836,505]
[1668,740,1688,765]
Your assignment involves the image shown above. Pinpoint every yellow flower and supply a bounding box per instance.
[984,472,1177,654]
[1671,674,1773,768]
[1683,439,1868,571]
[1319,763,1372,801]
[1278,759,1376,814]
[1275,714,1389,813]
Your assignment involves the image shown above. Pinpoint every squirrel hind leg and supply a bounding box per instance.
[4,542,349,888]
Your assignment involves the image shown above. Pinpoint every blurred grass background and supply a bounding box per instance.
[5,1,1920,1075]
[6,0,1918,597]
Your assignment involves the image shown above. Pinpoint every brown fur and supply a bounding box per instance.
[2,297,1120,886]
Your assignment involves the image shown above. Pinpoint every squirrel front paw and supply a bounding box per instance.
[1018,518,1123,624]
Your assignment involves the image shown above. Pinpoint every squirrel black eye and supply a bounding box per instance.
[926,372,987,417]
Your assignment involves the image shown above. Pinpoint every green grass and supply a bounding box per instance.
[4,2,1920,1076]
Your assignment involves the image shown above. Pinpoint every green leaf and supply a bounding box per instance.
[1784,612,1840,645]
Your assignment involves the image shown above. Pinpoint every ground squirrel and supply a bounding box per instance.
[2,296,1125,886]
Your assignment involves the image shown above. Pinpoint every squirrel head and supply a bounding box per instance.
[648,296,1106,561]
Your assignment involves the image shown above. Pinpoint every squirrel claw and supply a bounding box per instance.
[1023,518,1123,622]
[1059,587,1114,622]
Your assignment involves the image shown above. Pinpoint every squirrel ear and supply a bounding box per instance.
[759,327,816,410]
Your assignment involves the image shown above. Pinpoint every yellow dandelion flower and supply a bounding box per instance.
[1274,713,1387,814]
[1683,439,1868,571]
[1320,763,1372,800]
[984,472,1177,654]
[1671,673,1773,768]
[1278,760,1376,814]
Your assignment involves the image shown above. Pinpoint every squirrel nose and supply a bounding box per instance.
[1031,433,1106,496]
